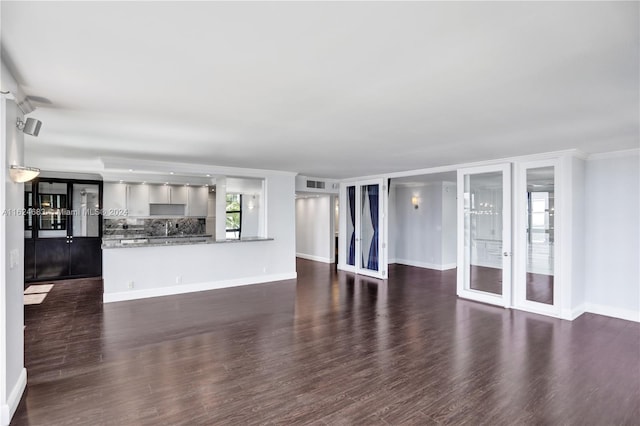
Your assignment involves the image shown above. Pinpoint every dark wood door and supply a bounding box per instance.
[24,239,36,283]
[34,238,70,280]
[25,178,103,283]
[68,238,102,277]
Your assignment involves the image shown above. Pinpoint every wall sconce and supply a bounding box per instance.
[16,117,42,137]
[247,195,257,210]
[411,196,419,209]
[9,165,40,183]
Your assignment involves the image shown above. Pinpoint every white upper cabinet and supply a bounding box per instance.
[187,186,208,217]
[127,184,149,217]
[149,184,188,204]
[148,184,170,204]
[169,186,188,205]
[103,183,149,217]
[103,183,127,214]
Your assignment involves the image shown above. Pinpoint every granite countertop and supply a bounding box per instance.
[102,235,273,249]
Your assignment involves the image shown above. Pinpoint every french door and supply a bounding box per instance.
[340,179,387,279]
[457,164,511,307]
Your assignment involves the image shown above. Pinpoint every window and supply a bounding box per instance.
[226,193,242,239]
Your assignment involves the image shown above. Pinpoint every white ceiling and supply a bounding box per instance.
[2,2,638,179]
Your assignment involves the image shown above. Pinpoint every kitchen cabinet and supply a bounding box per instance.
[103,183,149,217]
[149,184,188,204]
[187,186,209,217]
[103,182,127,212]
[149,184,169,203]
[127,184,149,216]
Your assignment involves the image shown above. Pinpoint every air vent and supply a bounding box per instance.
[306,180,326,189]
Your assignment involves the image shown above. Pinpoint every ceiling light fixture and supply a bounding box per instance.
[9,165,40,183]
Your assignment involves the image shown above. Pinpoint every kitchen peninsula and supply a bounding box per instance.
[100,171,297,303]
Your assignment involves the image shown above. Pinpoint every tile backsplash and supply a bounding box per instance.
[104,218,207,237]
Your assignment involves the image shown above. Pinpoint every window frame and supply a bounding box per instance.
[225,193,242,240]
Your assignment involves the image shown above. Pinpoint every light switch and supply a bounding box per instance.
[10,249,19,269]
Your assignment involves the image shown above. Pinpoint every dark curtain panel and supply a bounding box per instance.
[367,184,379,270]
[348,186,356,265]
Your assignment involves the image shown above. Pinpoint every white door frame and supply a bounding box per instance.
[338,179,387,279]
[457,163,512,307]
[513,158,561,316]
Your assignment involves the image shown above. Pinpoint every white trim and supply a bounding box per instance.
[296,253,333,263]
[0,368,26,426]
[342,149,586,182]
[561,304,586,321]
[586,148,639,161]
[585,303,640,323]
[103,272,297,303]
[395,259,456,271]
[457,163,512,308]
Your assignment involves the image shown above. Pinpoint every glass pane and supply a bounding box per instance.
[346,186,355,266]
[360,184,379,271]
[38,182,68,237]
[24,182,33,238]
[526,166,554,305]
[464,172,503,295]
[72,184,100,237]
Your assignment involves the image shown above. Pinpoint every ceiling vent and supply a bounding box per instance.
[306,180,326,189]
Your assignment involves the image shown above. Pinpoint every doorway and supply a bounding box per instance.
[24,177,104,283]
[457,163,512,307]
[338,179,387,279]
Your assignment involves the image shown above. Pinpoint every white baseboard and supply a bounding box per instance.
[395,258,457,271]
[1,368,26,426]
[103,272,298,303]
[296,253,333,263]
[585,303,640,323]
[561,304,586,321]
[388,258,397,264]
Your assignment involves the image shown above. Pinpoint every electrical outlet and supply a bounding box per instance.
[176,275,182,284]
[128,281,134,289]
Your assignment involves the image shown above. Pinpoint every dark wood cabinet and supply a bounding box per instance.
[25,178,103,283]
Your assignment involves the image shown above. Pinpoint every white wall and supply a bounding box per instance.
[295,196,332,263]
[0,95,27,424]
[388,184,397,262]
[103,173,296,302]
[584,151,640,321]
[441,182,457,266]
[241,194,260,237]
[392,182,457,270]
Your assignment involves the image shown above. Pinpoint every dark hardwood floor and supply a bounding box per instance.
[470,265,554,305]
[12,259,640,425]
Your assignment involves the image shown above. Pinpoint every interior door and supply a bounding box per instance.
[68,183,103,277]
[515,160,559,316]
[340,179,387,279]
[457,164,511,307]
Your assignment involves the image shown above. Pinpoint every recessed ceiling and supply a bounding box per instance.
[2,2,638,179]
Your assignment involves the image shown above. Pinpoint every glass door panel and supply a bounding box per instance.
[360,184,379,272]
[339,180,387,279]
[346,185,356,266]
[458,164,511,307]
[72,183,101,237]
[526,167,554,305]
[516,161,558,315]
[37,181,68,238]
